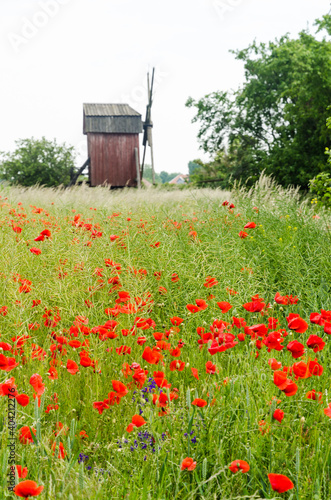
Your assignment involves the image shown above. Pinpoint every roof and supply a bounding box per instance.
[169,174,189,184]
[83,103,142,134]
[83,103,141,117]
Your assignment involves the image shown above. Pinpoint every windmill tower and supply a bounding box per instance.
[141,68,156,184]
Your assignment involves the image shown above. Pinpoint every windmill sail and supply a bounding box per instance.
[141,67,155,184]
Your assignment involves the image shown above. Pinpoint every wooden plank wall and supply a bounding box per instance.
[88,133,140,187]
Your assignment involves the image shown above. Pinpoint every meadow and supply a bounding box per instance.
[0,175,330,500]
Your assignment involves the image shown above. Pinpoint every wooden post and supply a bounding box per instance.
[135,147,141,189]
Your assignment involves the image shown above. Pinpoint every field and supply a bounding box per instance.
[0,176,331,500]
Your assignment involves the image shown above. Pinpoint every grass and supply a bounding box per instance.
[0,175,330,499]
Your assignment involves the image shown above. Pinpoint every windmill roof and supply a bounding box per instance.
[83,103,141,117]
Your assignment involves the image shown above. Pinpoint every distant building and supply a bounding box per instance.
[169,174,189,185]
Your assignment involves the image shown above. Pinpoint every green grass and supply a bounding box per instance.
[0,175,330,499]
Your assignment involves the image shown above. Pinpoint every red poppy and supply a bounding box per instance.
[181,457,197,471]
[19,426,36,444]
[47,367,58,380]
[287,340,305,359]
[170,317,183,326]
[286,313,308,334]
[170,360,185,371]
[16,394,30,407]
[112,380,128,398]
[308,359,323,376]
[93,401,110,414]
[217,301,232,313]
[206,361,217,374]
[275,292,298,305]
[29,374,45,395]
[283,380,298,397]
[29,248,42,255]
[273,409,284,423]
[13,480,44,498]
[192,398,207,408]
[324,403,331,417]
[243,299,265,313]
[306,335,325,353]
[244,222,256,229]
[268,473,294,493]
[142,346,162,365]
[229,460,250,473]
[239,231,248,238]
[51,441,66,459]
[191,367,199,380]
[306,389,322,401]
[203,276,218,288]
[66,359,79,374]
[268,358,282,370]
[15,465,28,478]
[126,414,146,432]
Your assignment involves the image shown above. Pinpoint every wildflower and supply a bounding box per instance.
[181,457,197,471]
[229,460,250,473]
[192,398,207,408]
[273,409,284,423]
[13,480,44,498]
[268,473,294,493]
[126,415,146,432]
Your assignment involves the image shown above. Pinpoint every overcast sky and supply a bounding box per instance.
[1,0,330,175]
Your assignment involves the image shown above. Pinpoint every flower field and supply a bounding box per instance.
[0,176,331,499]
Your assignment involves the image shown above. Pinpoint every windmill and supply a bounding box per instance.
[141,67,155,184]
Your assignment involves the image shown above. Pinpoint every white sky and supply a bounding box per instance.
[1,0,330,175]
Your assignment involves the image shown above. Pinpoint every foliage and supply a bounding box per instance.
[186,14,331,189]
[309,172,331,208]
[0,137,76,187]
[188,161,201,176]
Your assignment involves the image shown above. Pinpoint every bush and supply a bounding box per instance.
[309,171,331,208]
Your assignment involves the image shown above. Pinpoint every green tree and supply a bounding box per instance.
[159,171,182,183]
[186,14,331,188]
[0,137,76,187]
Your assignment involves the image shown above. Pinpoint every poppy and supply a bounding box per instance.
[268,358,282,370]
[29,248,41,255]
[191,367,199,380]
[126,414,146,432]
[243,300,265,313]
[273,409,284,423]
[283,381,298,397]
[112,380,128,398]
[268,473,294,493]
[19,426,36,445]
[203,276,218,288]
[170,317,183,326]
[306,335,325,353]
[66,359,79,375]
[170,360,185,371]
[275,292,298,305]
[142,346,162,365]
[47,367,58,380]
[15,465,28,478]
[29,374,45,395]
[16,394,30,407]
[308,359,323,376]
[239,231,248,238]
[286,313,308,334]
[287,340,305,359]
[51,441,66,459]
[229,460,250,473]
[206,361,217,374]
[192,398,207,408]
[323,402,331,418]
[306,389,322,401]
[217,301,232,313]
[181,457,197,471]
[244,222,256,229]
[13,480,44,498]
[93,401,110,414]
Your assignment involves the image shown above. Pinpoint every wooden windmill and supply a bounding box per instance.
[141,67,156,184]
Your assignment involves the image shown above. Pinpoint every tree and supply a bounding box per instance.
[186,14,331,189]
[0,137,76,187]
[159,171,182,183]
[142,165,161,184]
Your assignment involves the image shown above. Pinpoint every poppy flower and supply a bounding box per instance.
[206,361,217,374]
[273,409,284,423]
[323,402,331,418]
[142,346,162,365]
[229,460,250,473]
[51,441,66,459]
[239,231,248,238]
[47,367,58,380]
[126,414,146,432]
[243,300,265,313]
[275,292,298,305]
[283,381,298,397]
[19,426,36,444]
[93,401,110,414]
[292,361,311,379]
[170,317,183,326]
[66,359,79,375]
[268,473,294,493]
[308,359,323,376]
[16,394,30,407]
[169,360,185,371]
[191,367,199,380]
[306,389,322,401]
[217,301,232,313]
[287,340,305,359]
[181,457,197,471]
[15,465,28,478]
[268,358,282,370]
[244,222,256,229]
[29,248,41,255]
[192,398,207,408]
[13,480,44,498]
[204,276,218,288]
[306,335,325,353]
[286,313,308,334]
[29,374,45,395]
